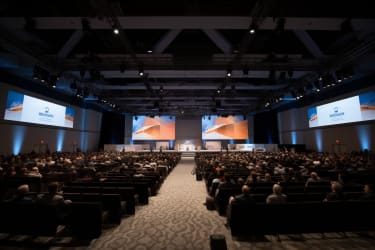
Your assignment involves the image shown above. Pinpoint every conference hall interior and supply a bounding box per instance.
[0,1,375,249]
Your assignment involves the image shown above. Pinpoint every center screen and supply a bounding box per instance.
[202,115,248,140]
[132,116,175,140]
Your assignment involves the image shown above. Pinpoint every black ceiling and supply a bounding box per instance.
[1,0,375,116]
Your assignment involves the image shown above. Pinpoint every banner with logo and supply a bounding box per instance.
[308,91,375,128]
[4,90,74,128]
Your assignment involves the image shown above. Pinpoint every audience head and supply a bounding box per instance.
[364,183,374,193]
[16,184,30,195]
[272,184,282,195]
[310,172,318,179]
[242,185,250,194]
[237,177,244,185]
[47,182,59,194]
[331,181,342,193]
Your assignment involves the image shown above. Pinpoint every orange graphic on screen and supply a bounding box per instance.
[133,116,175,140]
[203,116,248,139]
[8,104,23,112]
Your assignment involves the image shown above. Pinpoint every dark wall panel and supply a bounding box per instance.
[254,111,279,144]
[99,111,125,147]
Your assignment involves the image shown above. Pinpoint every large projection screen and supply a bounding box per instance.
[308,91,375,128]
[202,115,248,140]
[132,116,175,140]
[4,90,74,128]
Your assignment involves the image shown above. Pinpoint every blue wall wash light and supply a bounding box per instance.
[80,109,88,152]
[291,131,297,144]
[12,125,26,155]
[56,130,65,152]
[169,140,174,149]
[314,129,323,152]
[356,125,371,151]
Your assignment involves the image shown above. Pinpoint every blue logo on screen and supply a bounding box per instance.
[39,106,54,118]
[329,106,344,117]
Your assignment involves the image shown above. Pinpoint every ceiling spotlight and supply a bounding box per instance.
[33,65,41,80]
[112,24,120,35]
[249,21,258,34]
[138,64,144,76]
[226,69,232,77]
[147,50,153,53]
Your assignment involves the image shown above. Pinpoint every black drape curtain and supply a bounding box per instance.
[253,110,279,144]
[99,111,125,149]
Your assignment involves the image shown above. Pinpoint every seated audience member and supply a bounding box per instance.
[266,184,287,204]
[226,185,255,226]
[37,182,72,223]
[261,173,273,183]
[359,183,375,201]
[323,181,345,202]
[228,184,255,206]
[305,171,321,187]
[7,184,34,202]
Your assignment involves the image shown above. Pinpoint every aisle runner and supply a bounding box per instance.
[88,156,230,250]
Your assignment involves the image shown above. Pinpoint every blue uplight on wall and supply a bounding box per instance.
[56,130,65,152]
[314,129,323,152]
[169,140,174,149]
[268,130,273,144]
[356,125,371,151]
[291,131,297,144]
[229,139,234,144]
[12,125,25,155]
[80,109,88,152]
[246,139,250,144]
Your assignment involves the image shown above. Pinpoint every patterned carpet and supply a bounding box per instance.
[2,156,375,249]
[81,156,231,250]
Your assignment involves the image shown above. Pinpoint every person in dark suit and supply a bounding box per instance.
[6,184,35,202]
[226,185,255,227]
[229,185,255,206]
[37,182,72,223]
[323,181,345,202]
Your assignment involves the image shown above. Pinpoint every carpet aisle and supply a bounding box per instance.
[85,156,231,250]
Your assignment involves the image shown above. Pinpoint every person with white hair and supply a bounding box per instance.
[266,184,287,204]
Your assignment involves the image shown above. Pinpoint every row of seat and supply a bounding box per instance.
[229,201,375,236]
[0,201,102,239]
